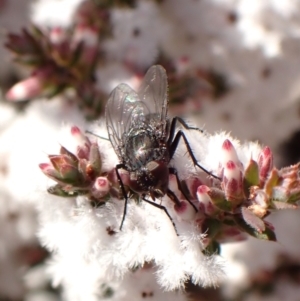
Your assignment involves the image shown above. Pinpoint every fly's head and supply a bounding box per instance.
[129,160,169,199]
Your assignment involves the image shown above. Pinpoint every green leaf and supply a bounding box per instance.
[208,188,233,212]
[89,143,102,174]
[202,218,222,239]
[243,159,259,195]
[241,207,265,233]
[47,184,88,197]
[264,169,279,197]
[234,216,276,241]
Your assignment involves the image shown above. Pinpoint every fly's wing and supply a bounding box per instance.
[105,83,147,159]
[138,65,168,136]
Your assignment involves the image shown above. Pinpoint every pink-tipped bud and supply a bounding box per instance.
[73,25,98,47]
[70,126,82,136]
[196,185,216,215]
[47,154,82,184]
[221,139,243,171]
[6,76,43,101]
[49,154,76,170]
[6,65,58,101]
[49,27,67,44]
[185,176,206,199]
[257,146,273,185]
[39,163,60,180]
[70,126,91,159]
[223,160,245,206]
[94,177,110,191]
[39,163,54,173]
[174,200,196,221]
[175,56,190,75]
[92,176,110,199]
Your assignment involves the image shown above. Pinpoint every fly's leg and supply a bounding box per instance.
[169,167,198,212]
[142,195,178,235]
[167,116,203,145]
[85,130,109,141]
[167,117,221,180]
[115,163,129,230]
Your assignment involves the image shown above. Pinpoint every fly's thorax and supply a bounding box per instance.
[128,160,169,198]
[123,127,168,170]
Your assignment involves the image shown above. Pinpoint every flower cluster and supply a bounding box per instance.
[38,119,300,295]
[4,0,232,120]
[194,139,300,250]
[5,0,135,119]
[39,126,117,203]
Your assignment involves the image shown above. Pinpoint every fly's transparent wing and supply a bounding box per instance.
[105,83,147,159]
[138,65,168,136]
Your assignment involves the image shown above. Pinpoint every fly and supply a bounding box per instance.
[106,65,218,230]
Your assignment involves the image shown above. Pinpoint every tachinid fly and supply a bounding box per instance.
[106,65,217,230]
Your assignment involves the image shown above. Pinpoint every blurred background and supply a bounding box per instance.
[1,0,300,300]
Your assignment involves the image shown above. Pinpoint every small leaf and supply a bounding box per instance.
[234,216,277,241]
[287,188,300,204]
[89,143,102,173]
[271,201,298,210]
[48,184,88,197]
[208,188,233,212]
[264,169,279,197]
[68,41,84,68]
[241,207,265,233]
[271,186,288,202]
[60,146,78,163]
[202,218,222,239]
[45,84,68,99]
[243,159,259,194]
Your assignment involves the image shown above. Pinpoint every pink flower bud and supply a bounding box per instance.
[196,185,216,215]
[174,200,196,221]
[39,163,60,180]
[220,139,243,171]
[6,66,58,101]
[49,27,67,44]
[175,56,190,75]
[49,153,74,166]
[92,176,110,199]
[185,176,207,199]
[70,126,91,159]
[257,146,273,185]
[46,154,82,184]
[6,76,43,101]
[73,25,98,47]
[223,160,244,206]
